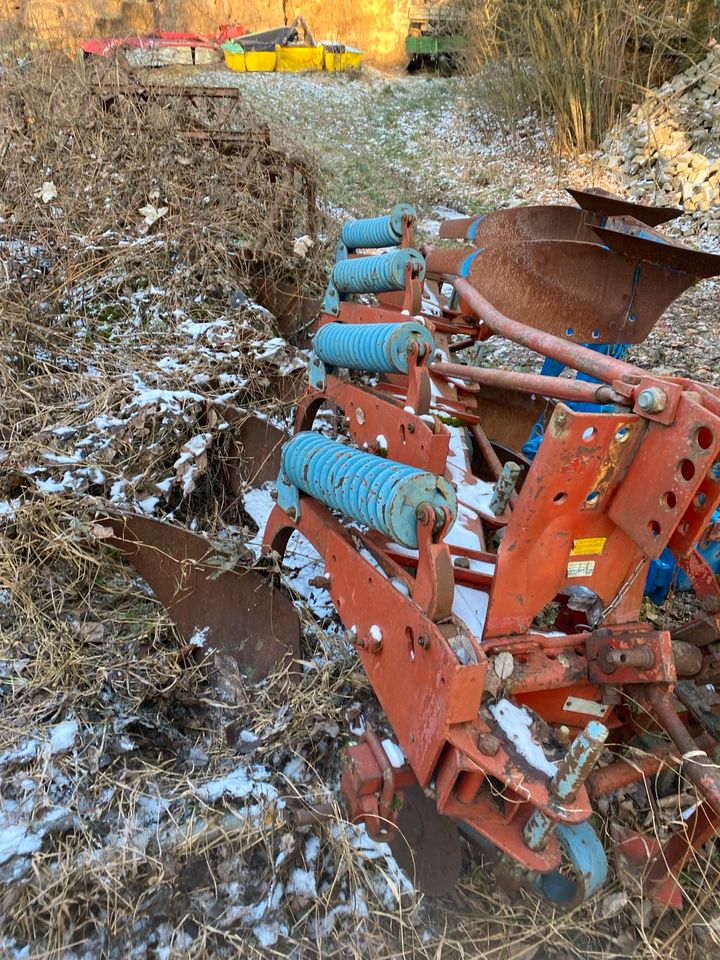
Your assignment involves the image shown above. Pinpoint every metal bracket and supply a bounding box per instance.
[322,282,341,317]
[308,351,327,391]
[275,469,301,522]
[414,503,455,621]
[586,628,675,685]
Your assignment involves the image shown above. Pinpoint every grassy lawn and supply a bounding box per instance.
[195,67,523,218]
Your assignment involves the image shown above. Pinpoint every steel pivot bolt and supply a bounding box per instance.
[523,720,608,852]
[637,387,667,414]
[489,461,521,516]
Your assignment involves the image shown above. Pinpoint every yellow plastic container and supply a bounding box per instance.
[244,49,277,72]
[323,45,363,72]
[343,47,363,70]
[323,48,342,72]
[222,41,246,72]
[275,44,324,72]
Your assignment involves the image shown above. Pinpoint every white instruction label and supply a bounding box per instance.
[567,559,596,578]
[563,696,610,719]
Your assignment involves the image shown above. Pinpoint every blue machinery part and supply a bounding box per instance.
[534,821,609,906]
[323,248,426,315]
[339,204,417,253]
[276,431,457,549]
[524,721,609,905]
[646,508,720,603]
[309,320,435,390]
[524,720,608,852]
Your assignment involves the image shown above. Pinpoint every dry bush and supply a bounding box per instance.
[464,0,718,150]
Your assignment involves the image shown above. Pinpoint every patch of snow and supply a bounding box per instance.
[194,764,278,803]
[189,627,209,648]
[287,867,317,899]
[304,835,320,863]
[381,739,406,769]
[0,499,20,521]
[452,585,489,640]
[48,719,78,755]
[489,699,557,776]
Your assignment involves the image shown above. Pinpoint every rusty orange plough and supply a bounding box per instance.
[107,188,720,907]
[259,189,720,906]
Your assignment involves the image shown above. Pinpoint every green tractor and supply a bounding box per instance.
[405,2,466,75]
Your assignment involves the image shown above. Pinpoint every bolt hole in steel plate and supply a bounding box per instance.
[389,785,462,896]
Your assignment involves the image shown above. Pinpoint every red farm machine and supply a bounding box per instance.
[112,188,720,908]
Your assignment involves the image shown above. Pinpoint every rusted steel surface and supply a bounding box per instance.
[249,276,321,340]
[101,512,301,682]
[586,745,679,798]
[594,224,720,278]
[431,360,626,406]
[438,204,600,243]
[586,630,676,685]
[646,688,720,816]
[216,409,289,491]
[428,241,705,345]
[453,276,655,385]
[390,784,462,895]
[567,186,682,225]
[470,385,548,451]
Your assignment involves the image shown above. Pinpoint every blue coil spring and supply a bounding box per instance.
[340,204,416,251]
[330,249,426,295]
[279,432,457,549]
[314,321,435,374]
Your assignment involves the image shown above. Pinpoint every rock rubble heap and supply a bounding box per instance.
[601,43,720,232]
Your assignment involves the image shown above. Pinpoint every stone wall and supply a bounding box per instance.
[0,0,408,64]
[601,43,720,233]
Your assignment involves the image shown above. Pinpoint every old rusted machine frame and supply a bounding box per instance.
[259,193,720,906]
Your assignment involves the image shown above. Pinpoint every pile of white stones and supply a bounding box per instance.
[600,43,720,233]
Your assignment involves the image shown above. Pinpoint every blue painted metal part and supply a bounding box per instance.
[340,204,416,252]
[332,249,426,293]
[646,507,720,603]
[467,215,486,242]
[459,248,482,277]
[315,321,434,373]
[534,821,608,906]
[309,320,434,390]
[522,342,631,460]
[524,720,608,852]
[276,431,457,549]
[323,248,426,315]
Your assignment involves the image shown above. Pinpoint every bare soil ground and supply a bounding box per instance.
[0,59,719,960]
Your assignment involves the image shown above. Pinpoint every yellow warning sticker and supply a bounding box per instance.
[570,537,607,556]
[567,559,596,578]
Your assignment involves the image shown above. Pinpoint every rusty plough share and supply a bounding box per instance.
[104,187,720,908]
